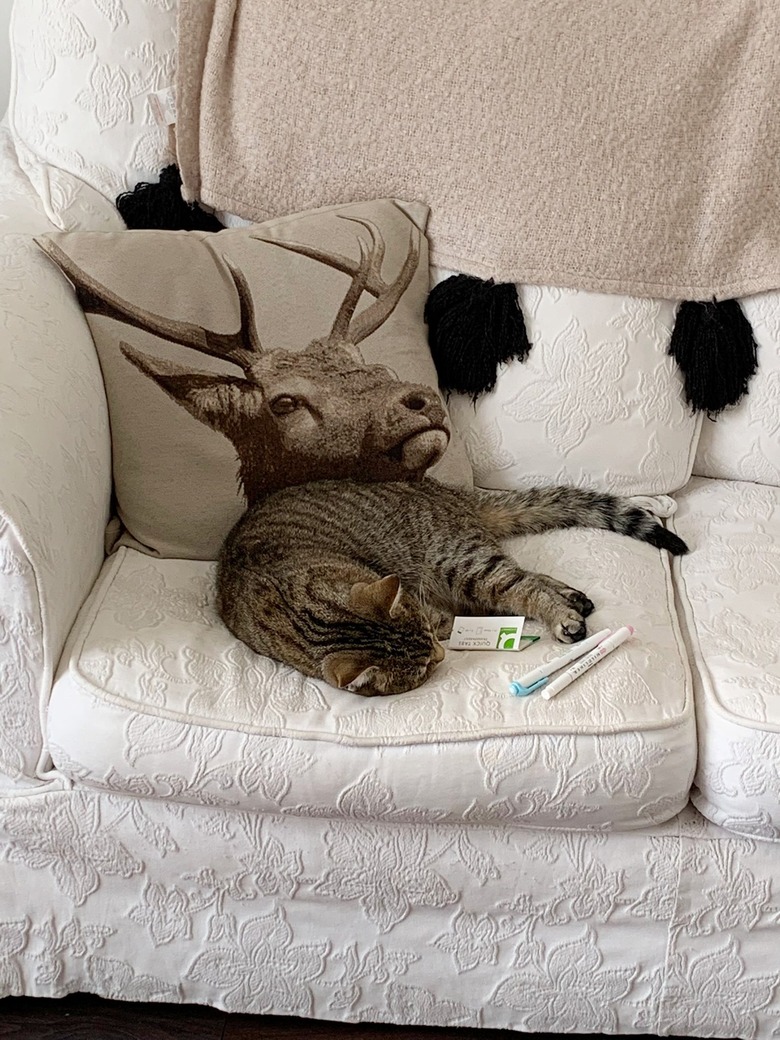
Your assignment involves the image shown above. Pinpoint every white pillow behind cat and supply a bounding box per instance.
[437,272,702,497]
[7,0,177,231]
[693,291,780,486]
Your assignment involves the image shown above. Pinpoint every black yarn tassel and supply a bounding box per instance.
[116,165,225,232]
[668,299,758,413]
[424,274,531,398]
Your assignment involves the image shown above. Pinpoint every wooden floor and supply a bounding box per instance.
[0,993,533,1040]
[0,993,698,1040]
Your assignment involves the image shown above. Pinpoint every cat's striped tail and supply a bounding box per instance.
[474,485,689,556]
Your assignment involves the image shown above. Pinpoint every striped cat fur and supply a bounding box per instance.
[217,479,688,697]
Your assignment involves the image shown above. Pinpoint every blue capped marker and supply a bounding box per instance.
[509,677,549,697]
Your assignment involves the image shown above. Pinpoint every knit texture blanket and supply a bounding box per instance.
[175,1,780,300]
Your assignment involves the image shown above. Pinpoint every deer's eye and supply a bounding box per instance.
[269,395,299,416]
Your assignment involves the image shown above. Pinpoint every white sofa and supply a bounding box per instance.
[1,2,780,1034]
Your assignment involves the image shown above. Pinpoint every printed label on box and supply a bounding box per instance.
[449,616,527,651]
[149,86,177,127]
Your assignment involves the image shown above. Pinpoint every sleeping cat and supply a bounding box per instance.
[216,478,688,697]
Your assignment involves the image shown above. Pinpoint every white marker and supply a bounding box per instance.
[541,625,634,700]
[514,627,612,688]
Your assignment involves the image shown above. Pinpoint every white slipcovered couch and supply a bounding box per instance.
[1,3,779,1035]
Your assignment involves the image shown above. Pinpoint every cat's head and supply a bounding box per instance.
[321,575,445,696]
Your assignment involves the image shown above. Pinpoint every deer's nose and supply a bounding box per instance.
[401,389,432,412]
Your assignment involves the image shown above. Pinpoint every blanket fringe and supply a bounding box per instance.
[668,299,758,414]
[426,274,759,413]
[116,165,224,232]
[424,274,531,398]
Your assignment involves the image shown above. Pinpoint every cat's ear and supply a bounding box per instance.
[349,575,403,619]
[322,652,381,693]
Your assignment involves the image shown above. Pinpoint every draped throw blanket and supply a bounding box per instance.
[175,0,780,301]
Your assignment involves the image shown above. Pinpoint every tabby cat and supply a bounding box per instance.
[217,478,688,697]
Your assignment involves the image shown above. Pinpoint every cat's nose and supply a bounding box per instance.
[432,642,445,663]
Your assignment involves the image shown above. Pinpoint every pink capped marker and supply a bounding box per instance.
[541,625,635,700]
[512,627,612,692]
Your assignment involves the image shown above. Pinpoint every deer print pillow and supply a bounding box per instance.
[36,199,472,559]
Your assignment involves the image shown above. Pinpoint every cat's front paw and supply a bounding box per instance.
[552,587,595,640]
[559,587,595,617]
[532,577,593,643]
[552,613,588,643]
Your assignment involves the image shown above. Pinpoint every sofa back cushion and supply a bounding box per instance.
[693,292,780,486]
[37,199,471,560]
[8,0,177,230]
[440,275,702,496]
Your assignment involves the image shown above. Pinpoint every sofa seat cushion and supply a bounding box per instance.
[47,524,695,829]
[671,477,780,840]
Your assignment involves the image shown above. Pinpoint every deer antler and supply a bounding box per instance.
[329,235,373,343]
[251,217,421,346]
[249,224,386,299]
[36,238,263,367]
[341,219,420,345]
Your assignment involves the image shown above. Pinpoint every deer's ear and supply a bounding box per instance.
[322,652,381,693]
[121,343,255,432]
[349,575,403,619]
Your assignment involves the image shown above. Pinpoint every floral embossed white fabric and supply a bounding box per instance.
[1,792,780,1036]
[47,522,695,828]
[0,517,45,783]
[3,7,780,1030]
[0,126,112,781]
[436,274,702,496]
[671,478,780,840]
[0,122,62,235]
[0,123,57,785]
[694,292,780,486]
[7,0,177,230]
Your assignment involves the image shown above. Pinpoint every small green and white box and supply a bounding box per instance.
[449,616,539,651]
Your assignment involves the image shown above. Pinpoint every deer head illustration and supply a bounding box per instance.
[38,218,450,504]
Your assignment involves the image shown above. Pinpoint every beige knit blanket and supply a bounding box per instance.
[176,1,780,300]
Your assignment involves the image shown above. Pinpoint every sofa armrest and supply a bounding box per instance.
[0,235,111,782]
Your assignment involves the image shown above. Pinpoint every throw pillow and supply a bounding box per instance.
[37,198,471,560]
[693,290,780,486]
[433,270,703,497]
[8,0,177,231]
